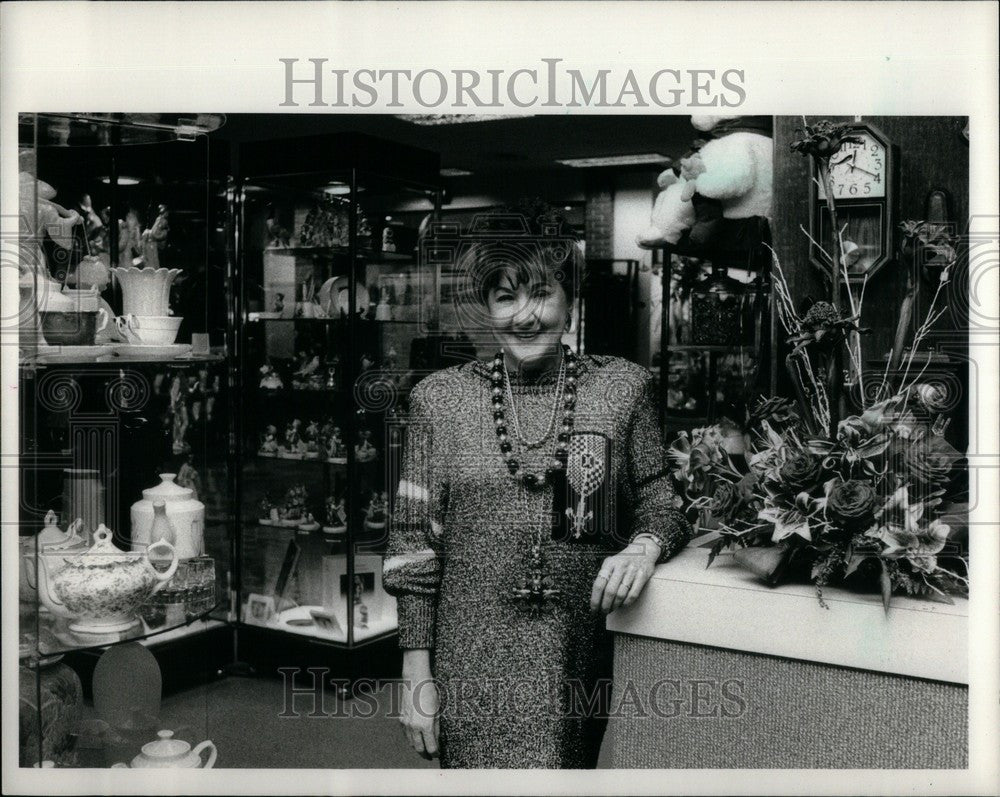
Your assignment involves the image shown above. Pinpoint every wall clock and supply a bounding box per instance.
[809,123,898,285]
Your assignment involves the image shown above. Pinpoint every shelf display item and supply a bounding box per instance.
[258,425,280,457]
[322,495,348,535]
[354,430,378,463]
[129,730,217,769]
[325,426,347,464]
[20,513,86,603]
[110,267,181,317]
[280,419,307,459]
[303,420,321,459]
[259,363,284,390]
[38,290,110,347]
[35,526,179,634]
[297,513,320,533]
[130,473,205,560]
[318,275,370,318]
[114,313,183,345]
[362,491,387,531]
[62,468,104,542]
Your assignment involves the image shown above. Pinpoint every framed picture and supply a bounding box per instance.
[245,593,276,626]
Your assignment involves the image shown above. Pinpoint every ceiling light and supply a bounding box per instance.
[396,114,529,126]
[556,153,671,168]
[99,175,141,185]
[323,182,351,196]
[440,168,473,177]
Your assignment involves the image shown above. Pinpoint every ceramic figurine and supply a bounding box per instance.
[278,484,307,527]
[281,420,303,459]
[382,226,396,253]
[175,459,203,503]
[297,512,320,534]
[303,420,321,459]
[363,491,387,531]
[355,430,377,463]
[258,496,275,525]
[322,495,348,535]
[259,363,284,390]
[258,425,279,457]
[325,426,347,464]
[374,281,393,321]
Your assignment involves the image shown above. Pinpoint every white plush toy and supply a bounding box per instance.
[679,115,773,221]
[636,169,697,247]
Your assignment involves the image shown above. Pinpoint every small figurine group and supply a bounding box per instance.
[323,493,348,535]
[363,490,388,531]
[257,415,358,465]
[258,484,313,531]
[292,349,337,391]
[259,363,284,391]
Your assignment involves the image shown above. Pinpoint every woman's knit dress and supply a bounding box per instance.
[383,354,691,768]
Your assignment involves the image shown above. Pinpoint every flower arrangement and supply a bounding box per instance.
[667,119,969,610]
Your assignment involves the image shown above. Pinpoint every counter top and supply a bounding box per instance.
[606,540,968,684]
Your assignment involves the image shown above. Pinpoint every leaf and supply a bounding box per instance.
[879,560,893,614]
[844,554,869,578]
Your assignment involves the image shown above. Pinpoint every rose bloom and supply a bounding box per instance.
[904,436,954,485]
[827,479,878,527]
[778,453,821,491]
[708,481,741,522]
[913,383,950,414]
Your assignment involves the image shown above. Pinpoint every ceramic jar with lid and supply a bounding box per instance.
[131,473,204,560]
[130,730,217,769]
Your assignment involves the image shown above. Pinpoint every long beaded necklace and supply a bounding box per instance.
[489,345,578,489]
[490,345,579,614]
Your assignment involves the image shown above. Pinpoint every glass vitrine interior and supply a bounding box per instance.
[658,251,771,433]
[17,113,232,768]
[236,163,441,648]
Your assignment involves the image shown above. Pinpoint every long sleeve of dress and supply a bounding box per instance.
[382,384,448,649]
[622,370,692,564]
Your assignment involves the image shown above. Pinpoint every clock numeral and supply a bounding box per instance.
[863,183,872,194]
[873,173,881,183]
[849,184,859,196]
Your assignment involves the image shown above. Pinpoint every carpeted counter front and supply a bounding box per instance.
[604,545,968,769]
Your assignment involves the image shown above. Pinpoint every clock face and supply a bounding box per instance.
[817,131,887,200]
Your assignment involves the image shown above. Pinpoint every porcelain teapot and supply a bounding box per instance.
[36,525,178,634]
[131,730,217,769]
[19,512,87,603]
[131,473,204,560]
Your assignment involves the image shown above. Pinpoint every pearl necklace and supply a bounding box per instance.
[490,346,578,489]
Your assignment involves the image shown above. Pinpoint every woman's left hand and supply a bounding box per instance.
[590,537,661,614]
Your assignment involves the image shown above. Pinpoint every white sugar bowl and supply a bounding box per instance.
[131,473,204,560]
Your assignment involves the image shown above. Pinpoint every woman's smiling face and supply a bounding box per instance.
[486,263,569,373]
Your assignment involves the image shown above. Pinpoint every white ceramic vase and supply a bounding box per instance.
[111,267,181,317]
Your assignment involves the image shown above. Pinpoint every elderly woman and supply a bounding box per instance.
[383,204,691,768]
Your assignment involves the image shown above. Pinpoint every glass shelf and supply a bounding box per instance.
[21,602,227,659]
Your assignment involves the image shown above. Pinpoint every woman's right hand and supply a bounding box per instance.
[400,649,440,759]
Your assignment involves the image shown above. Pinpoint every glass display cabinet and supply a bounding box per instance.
[232,133,442,671]
[652,217,775,433]
[17,113,233,768]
